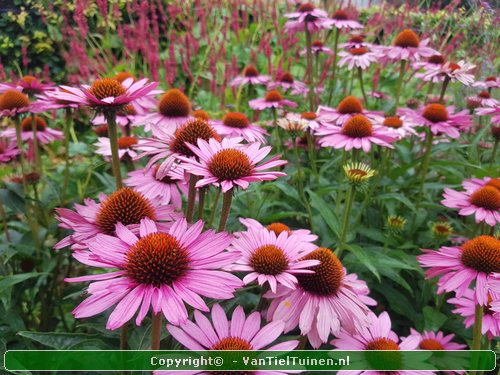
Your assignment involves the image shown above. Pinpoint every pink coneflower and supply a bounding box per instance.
[0,75,54,95]
[414,55,446,83]
[249,90,297,111]
[278,111,324,132]
[53,77,158,110]
[266,247,371,348]
[32,87,82,112]
[418,235,500,306]
[339,35,374,50]
[112,71,161,114]
[66,218,242,329]
[378,29,437,62]
[230,66,271,88]
[316,96,383,126]
[400,104,472,138]
[419,60,476,86]
[129,89,192,136]
[448,289,500,340]
[229,227,319,292]
[461,176,500,193]
[376,115,417,139]
[476,102,500,125]
[329,10,363,30]
[473,76,500,89]
[124,166,188,209]
[316,114,396,152]
[284,3,333,33]
[1,116,63,144]
[54,188,180,251]
[466,91,499,108]
[211,112,268,142]
[0,138,18,163]
[300,40,333,55]
[177,138,287,192]
[331,311,425,375]
[239,217,318,249]
[0,89,31,117]
[403,329,467,350]
[441,181,500,227]
[157,304,298,374]
[338,46,380,70]
[488,275,500,318]
[267,72,308,95]
[94,136,142,160]
[135,118,221,178]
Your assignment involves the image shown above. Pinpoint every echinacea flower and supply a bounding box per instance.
[32,86,82,112]
[277,116,309,133]
[0,138,19,163]
[124,166,188,209]
[329,10,363,29]
[441,181,500,226]
[316,96,383,126]
[229,227,319,292]
[155,304,298,375]
[66,218,242,329]
[378,29,437,62]
[0,89,31,117]
[339,35,374,50]
[476,102,500,125]
[431,221,454,239]
[448,288,500,339]
[112,71,161,114]
[419,60,476,86]
[177,138,287,192]
[0,75,54,95]
[268,72,309,95]
[461,176,500,193]
[230,66,271,88]
[404,328,467,350]
[316,114,396,152]
[338,46,380,70]
[53,77,158,111]
[343,162,376,185]
[284,3,333,33]
[331,311,426,375]
[466,91,499,109]
[238,217,318,249]
[266,247,371,348]
[133,89,193,136]
[211,112,268,142]
[92,104,139,128]
[400,104,472,138]
[418,235,500,306]
[300,40,333,55]
[94,136,141,160]
[473,76,500,89]
[249,90,297,111]
[414,55,446,83]
[55,188,180,252]
[386,215,407,233]
[376,115,417,139]
[1,116,63,145]
[135,118,221,178]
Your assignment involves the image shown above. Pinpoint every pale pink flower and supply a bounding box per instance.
[0,75,54,95]
[211,112,268,142]
[284,4,333,33]
[177,138,287,192]
[329,10,363,30]
[1,115,63,145]
[377,29,437,62]
[229,227,319,292]
[413,54,446,83]
[418,235,500,306]
[266,248,371,348]
[338,46,381,70]
[300,40,333,55]
[156,304,298,375]
[0,138,19,163]
[65,218,242,329]
[375,115,417,139]
[403,329,466,350]
[419,61,476,86]
[249,90,297,111]
[267,72,308,95]
[473,76,500,89]
[230,66,271,88]
[94,136,143,160]
[476,102,500,125]
[315,96,384,127]
[124,166,188,209]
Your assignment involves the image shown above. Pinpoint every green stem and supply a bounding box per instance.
[304,22,315,111]
[297,335,308,350]
[393,60,407,114]
[120,324,128,350]
[218,190,233,232]
[490,139,498,168]
[336,184,355,259]
[327,28,340,106]
[197,187,206,221]
[185,175,198,223]
[293,143,314,230]
[31,114,42,175]
[272,108,282,154]
[357,67,368,108]
[14,116,29,198]
[208,189,221,228]
[0,198,10,242]
[62,109,72,204]
[439,77,450,103]
[151,313,162,350]
[104,111,123,189]
[348,69,355,94]
[306,131,318,179]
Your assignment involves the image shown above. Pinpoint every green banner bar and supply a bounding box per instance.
[4,350,496,372]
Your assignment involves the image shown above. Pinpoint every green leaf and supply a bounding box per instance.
[423,306,448,331]
[17,331,110,350]
[345,245,381,281]
[0,273,46,294]
[307,189,340,237]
